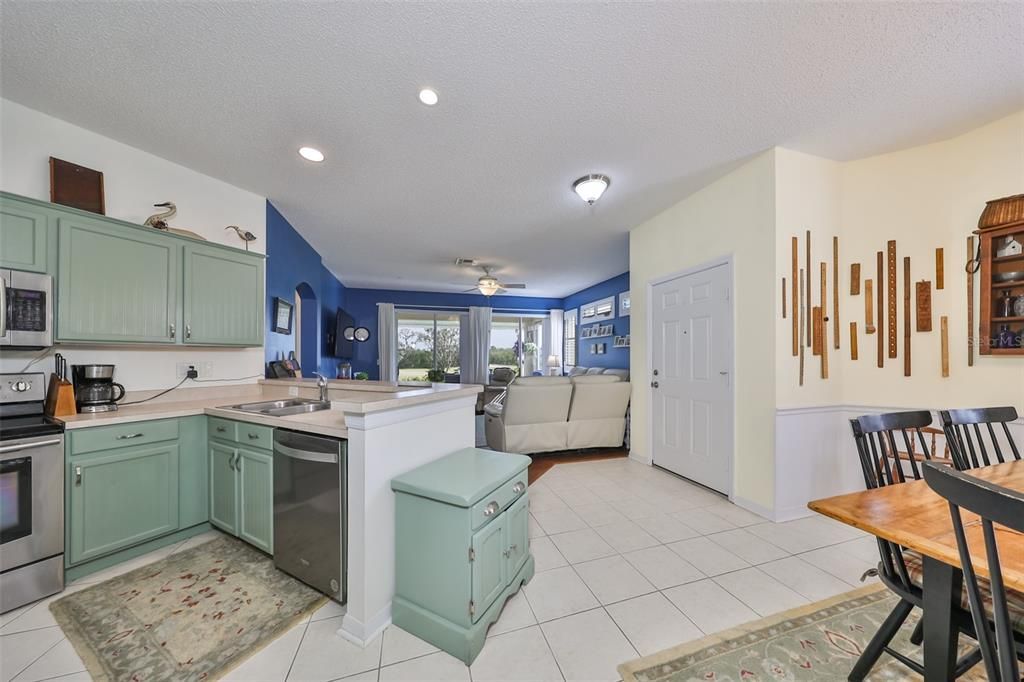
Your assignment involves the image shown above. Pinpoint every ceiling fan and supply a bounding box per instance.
[456,258,526,296]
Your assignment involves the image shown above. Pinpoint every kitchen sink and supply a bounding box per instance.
[226,398,331,416]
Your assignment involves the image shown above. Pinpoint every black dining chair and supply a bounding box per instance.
[848,411,981,680]
[923,462,1024,681]
[941,407,1021,471]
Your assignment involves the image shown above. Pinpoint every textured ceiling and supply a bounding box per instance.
[2,2,1022,297]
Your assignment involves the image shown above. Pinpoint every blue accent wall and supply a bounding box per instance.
[561,272,630,369]
[265,202,347,377]
[267,201,627,379]
[343,288,563,379]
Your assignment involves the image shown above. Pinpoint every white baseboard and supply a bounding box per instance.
[729,494,775,522]
[339,603,391,647]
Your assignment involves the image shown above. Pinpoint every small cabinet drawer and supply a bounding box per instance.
[70,419,180,455]
[470,474,528,530]
[237,422,273,448]
[208,417,238,442]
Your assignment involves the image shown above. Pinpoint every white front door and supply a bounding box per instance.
[650,262,733,494]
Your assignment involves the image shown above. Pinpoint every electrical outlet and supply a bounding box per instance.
[176,362,213,379]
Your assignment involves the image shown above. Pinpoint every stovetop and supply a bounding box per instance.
[0,413,65,442]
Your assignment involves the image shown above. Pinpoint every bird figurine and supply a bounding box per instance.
[144,202,176,230]
[225,225,258,250]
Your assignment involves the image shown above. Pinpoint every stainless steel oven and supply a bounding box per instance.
[0,373,65,613]
[1,269,54,349]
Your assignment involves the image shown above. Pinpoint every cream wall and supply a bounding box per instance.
[629,150,777,511]
[775,111,1024,411]
[0,99,268,391]
[773,149,844,407]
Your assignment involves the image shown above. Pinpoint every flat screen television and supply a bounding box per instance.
[331,308,355,358]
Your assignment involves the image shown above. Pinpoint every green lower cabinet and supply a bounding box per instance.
[391,448,535,665]
[209,442,238,534]
[207,418,274,554]
[237,447,274,554]
[178,415,209,528]
[68,443,179,565]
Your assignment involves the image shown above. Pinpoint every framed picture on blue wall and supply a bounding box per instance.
[273,297,294,334]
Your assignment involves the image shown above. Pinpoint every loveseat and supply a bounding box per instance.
[484,374,631,454]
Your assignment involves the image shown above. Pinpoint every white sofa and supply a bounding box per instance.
[484,374,631,454]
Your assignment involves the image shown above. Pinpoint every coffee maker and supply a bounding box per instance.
[71,364,126,413]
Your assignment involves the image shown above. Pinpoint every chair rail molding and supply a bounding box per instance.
[773,403,1023,523]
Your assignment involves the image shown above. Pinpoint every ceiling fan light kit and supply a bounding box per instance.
[456,260,526,296]
[573,174,610,205]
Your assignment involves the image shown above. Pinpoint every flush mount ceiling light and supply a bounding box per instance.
[298,146,325,163]
[573,174,610,205]
[418,88,439,106]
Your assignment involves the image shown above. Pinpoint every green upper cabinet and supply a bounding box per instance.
[0,198,55,273]
[183,244,264,346]
[57,214,179,343]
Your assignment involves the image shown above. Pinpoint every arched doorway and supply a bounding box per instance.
[294,282,318,377]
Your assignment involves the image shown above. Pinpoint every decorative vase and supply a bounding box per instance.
[1014,294,1024,317]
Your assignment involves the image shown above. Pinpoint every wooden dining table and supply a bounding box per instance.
[809,459,1024,680]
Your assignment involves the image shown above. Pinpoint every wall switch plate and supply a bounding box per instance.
[288,386,299,396]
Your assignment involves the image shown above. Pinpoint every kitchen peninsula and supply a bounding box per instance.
[60,379,481,646]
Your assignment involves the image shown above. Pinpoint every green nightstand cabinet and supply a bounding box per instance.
[391,448,534,665]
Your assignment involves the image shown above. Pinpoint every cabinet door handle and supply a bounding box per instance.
[185,324,192,339]
[74,465,82,486]
[216,426,226,433]
[116,433,144,440]
[169,323,176,338]
[483,501,499,517]
[233,453,241,470]
[227,452,236,471]
[247,433,259,440]
[512,482,525,495]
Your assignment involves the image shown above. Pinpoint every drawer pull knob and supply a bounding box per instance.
[116,433,144,440]
[483,501,499,517]
[216,426,226,433]
[512,482,525,494]
[74,465,82,485]
[248,433,259,439]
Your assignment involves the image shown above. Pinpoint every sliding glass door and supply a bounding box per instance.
[397,311,461,381]
[490,314,546,378]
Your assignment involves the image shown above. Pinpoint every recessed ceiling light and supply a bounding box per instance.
[298,146,325,163]
[418,88,439,106]
[573,174,610,205]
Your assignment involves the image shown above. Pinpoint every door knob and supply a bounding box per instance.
[652,369,659,376]
[650,381,659,388]
[719,371,729,375]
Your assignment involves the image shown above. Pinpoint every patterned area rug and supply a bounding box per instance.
[50,535,326,681]
[619,585,982,682]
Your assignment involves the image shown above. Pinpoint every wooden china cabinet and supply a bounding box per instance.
[977,194,1024,355]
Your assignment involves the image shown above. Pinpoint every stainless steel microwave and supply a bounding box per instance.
[1,269,53,349]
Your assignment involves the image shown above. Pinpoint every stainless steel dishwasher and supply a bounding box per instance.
[273,429,347,604]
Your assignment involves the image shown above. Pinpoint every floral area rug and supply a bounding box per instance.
[50,535,326,681]
[619,585,983,682]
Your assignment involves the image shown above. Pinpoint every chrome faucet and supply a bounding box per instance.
[314,372,329,402]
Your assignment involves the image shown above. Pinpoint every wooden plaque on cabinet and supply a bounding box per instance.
[50,157,105,215]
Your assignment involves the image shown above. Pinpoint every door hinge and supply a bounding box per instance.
[468,547,475,562]
[469,600,476,616]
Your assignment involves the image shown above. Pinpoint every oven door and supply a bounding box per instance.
[1,269,54,348]
[0,435,64,572]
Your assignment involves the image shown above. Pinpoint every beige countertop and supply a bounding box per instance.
[58,380,480,436]
[261,378,482,414]
[59,395,350,438]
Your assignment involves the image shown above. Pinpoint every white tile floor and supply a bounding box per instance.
[0,457,876,682]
